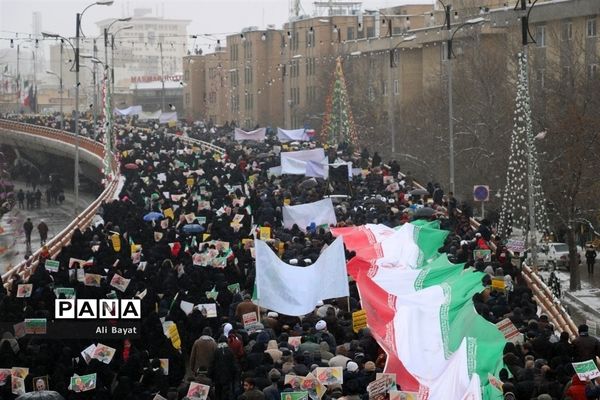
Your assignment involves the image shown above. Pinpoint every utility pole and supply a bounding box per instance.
[74,12,81,216]
[159,41,165,111]
[59,40,64,131]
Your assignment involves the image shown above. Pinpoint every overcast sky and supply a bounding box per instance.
[1,0,432,53]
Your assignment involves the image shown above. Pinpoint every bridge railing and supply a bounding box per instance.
[0,120,120,290]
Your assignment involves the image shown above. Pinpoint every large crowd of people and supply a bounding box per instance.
[0,113,599,400]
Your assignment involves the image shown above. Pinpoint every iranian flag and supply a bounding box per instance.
[336,222,450,279]
[20,80,31,107]
[342,222,505,400]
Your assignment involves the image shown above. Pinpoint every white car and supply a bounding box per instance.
[531,242,581,270]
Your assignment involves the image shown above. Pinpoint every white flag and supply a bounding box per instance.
[282,198,337,232]
[255,237,348,316]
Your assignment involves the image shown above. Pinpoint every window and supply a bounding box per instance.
[382,81,388,96]
[243,40,252,59]
[367,86,374,101]
[230,93,239,112]
[209,92,216,104]
[306,86,317,103]
[185,92,190,105]
[306,30,313,47]
[347,27,354,40]
[229,70,239,87]
[230,44,239,61]
[588,17,597,37]
[291,31,299,50]
[394,79,399,96]
[306,58,316,76]
[245,93,254,110]
[184,70,190,81]
[561,21,572,41]
[536,25,546,47]
[367,27,375,38]
[244,66,253,84]
[441,42,448,61]
[393,50,400,66]
[290,87,300,106]
[537,69,545,89]
[290,60,299,78]
[588,64,598,79]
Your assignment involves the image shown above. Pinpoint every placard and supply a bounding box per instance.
[314,367,343,385]
[70,373,97,392]
[45,259,60,272]
[572,359,600,381]
[352,309,367,333]
[495,318,522,344]
[187,382,210,400]
[474,249,492,262]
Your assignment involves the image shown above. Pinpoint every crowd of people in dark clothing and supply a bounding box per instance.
[0,113,599,400]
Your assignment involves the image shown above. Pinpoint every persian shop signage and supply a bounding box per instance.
[130,75,183,83]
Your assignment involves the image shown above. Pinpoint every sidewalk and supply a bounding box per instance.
[540,267,600,327]
[0,182,97,274]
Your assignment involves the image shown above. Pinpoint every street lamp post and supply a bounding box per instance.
[111,25,133,99]
[46,70,63,130]
[43,0,113,217]
[440,0,485,196]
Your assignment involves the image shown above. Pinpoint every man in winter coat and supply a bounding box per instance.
[572,324,600,362]
[37,220,49,245]
[23,217,33,248]
[586,245,597,275]
[189,327,217,375]
[262,369,281,400]
[212,335,239,400]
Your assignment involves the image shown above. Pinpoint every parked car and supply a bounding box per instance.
[526,242,581,270]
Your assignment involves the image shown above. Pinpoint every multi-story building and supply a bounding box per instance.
[96,8,190,96]
[183,0,599,134]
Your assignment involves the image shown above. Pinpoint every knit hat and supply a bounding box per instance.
[268,368,281,381]
[315,320,327,331]
[346,361,359,372]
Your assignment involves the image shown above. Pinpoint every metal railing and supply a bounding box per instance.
[0,119,120,290]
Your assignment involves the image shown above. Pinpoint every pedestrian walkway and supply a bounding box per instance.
[541,266,600,327]
[0,181,97,274]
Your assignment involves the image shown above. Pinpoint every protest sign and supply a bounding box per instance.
[288,336,302,350]
[13,322,25,339]
[70,373,97,392]
[227,283,240,294]
[33,375,49,391]
[375,373,397,391]
[160,358,169,375]
[495,318,522,344]
[389,392,418,400]
[506,239,526,253]
[162,321,181,350]
[110,274,131,292]
[0,369,10,386]
[367,375,391,399]
[315,367,343,385]
[488,373,504,392]
[84,273,103,287]
[45,259,60,272]
[243,311,260,332]
[352,309,367,333]
[187,382,210,400]
[259,226,271,240]
[474,249,492,262]
[572,360,600,381]
[81,344,96,364]
[92,343,117,364]
[281,392,309,400]
[54,287,76,299]
[195,303,217,318]
[16,284,33,298]
[25,318,47,335]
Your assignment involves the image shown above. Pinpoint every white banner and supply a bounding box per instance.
[305,160,328,179]
[138,110,162,121]
[280,148,327,175]
[254,237,349,316]
[282,198,337,231]
[159,112,177,124]
[277,127,310,142]
[234,127,266,142]
[113,105,142,116]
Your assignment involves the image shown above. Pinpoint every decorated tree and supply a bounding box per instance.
[321,56,358,147]
[498,52,549,238]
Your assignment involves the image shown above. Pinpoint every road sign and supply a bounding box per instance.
[473,185,490,202]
